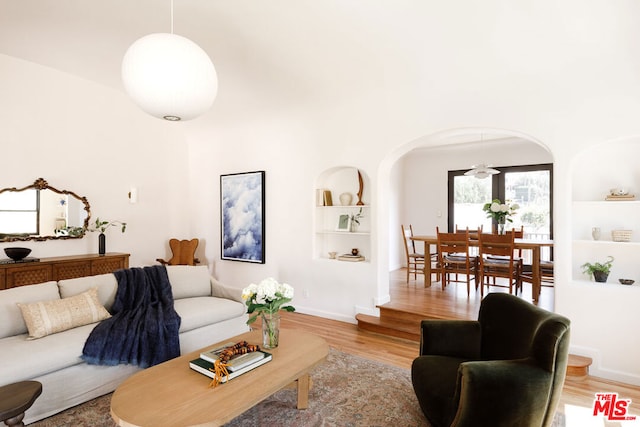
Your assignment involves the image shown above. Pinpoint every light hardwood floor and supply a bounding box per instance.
[279,269,640,425]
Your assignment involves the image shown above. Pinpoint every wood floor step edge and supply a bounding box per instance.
[356,314,420,342]
[378,305,450,322]
[357,313,419,329]
[566,354,593,379]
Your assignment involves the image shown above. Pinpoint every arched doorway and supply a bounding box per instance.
[375,127,554,306]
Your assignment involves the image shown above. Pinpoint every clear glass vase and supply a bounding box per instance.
[261,312,280,349]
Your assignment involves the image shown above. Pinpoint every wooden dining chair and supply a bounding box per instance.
[401,225,425,283]
[401,225,439,284]
[540,260,555,285]
[436,227,478,297]
[486,226,524,293]
[521,257,555,287]
[478,232,521,296]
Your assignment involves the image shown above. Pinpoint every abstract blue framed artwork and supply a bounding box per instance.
[220,171,265,263]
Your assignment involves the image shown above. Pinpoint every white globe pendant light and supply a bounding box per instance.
[122,32,217,121]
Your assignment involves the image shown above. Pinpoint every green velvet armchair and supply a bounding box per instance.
[411,292,570,427]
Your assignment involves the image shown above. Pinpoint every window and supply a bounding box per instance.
[0,189,39,235]
[448,164,553,240]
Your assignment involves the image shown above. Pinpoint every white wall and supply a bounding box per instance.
[0,54,191,267]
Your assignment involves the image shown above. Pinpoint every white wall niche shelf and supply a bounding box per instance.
[571,279,639,288]
[571,144,640,286]
[314,167,371,262]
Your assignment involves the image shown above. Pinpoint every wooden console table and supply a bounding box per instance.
[0,253,130,290]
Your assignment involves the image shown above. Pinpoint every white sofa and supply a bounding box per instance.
[0,265,249,424]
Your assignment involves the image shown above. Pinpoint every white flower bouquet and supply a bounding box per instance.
[241,277,296,325]
[482,199,519,223]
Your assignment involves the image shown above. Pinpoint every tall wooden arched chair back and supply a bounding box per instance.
[157,238,200,266]
[401,225,425,283]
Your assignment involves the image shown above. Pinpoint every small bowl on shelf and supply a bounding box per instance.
[4,247,32,261]
[619,279,635,285]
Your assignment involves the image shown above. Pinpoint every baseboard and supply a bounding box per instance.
[355,304,380,317]
[589,366,640,387]
[295,306,357,324]
[570,345,640,386]
[374,294,390,306]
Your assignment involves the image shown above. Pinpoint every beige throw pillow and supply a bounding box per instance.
[17,287,111,339]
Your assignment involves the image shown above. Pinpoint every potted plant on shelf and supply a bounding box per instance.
[89,218,127,255]
[581,256,614,283]
[349,207,364,232]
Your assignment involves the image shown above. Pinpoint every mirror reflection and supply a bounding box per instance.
[0,178,90,241]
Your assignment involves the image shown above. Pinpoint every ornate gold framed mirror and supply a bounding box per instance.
[0,178,91,241]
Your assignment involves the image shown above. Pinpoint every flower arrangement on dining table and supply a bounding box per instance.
[242,278,295,348]
[482,199,519,224]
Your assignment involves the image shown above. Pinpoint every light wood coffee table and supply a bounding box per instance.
[110,329,328,427]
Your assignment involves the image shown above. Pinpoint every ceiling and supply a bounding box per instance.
[1,1,637,129]
[0,1,416,107]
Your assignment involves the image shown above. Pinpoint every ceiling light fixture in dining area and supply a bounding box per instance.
[121,0,218,121]
[463,133,501,179]
[464,163,501,179]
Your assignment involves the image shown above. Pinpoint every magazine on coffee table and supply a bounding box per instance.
[199,343,269,372]
[190,350,272,383]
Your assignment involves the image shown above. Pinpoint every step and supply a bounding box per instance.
[379,305,454,322]
[355,313,421,341]
[566,354,593,380]
[357,305,453,342]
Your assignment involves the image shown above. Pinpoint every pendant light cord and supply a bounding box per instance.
[170,0,174,34]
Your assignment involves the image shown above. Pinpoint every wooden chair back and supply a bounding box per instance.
[511,226,524,257]
[438,228,471,257]
[478,232,519,294]
[156,238,200,266]
[401,224,419,256]
[401,224,425,283]
[436,227,478,296]
[455,224,483,240]
[480,232,515,258]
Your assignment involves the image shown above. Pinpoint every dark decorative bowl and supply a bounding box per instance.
[4,247,32,261]
[619,279,635,285]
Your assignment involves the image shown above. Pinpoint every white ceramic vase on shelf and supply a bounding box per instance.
[339,192,353,206]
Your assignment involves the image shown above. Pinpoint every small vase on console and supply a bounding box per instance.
[98,233,106,255]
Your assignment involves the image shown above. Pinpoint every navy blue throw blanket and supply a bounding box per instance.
[82,265,181,368]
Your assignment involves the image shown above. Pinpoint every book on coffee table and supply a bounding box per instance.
[190,351,272,383]
[199,342,235,363]
[200,344,268,372]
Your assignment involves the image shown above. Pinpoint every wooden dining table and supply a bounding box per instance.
[411,235,554,303]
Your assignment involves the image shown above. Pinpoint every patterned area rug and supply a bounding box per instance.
[29,349,427,427]
[28,349,565,427]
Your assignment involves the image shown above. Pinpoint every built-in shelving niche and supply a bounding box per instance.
[314,166,371,262]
